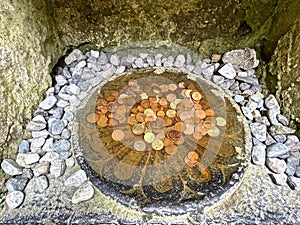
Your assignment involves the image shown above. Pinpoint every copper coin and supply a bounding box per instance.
[96,106,108,115]
[184,156,196,167]
[164,117,173,126]
[157,110,165,117]
[132,123,145,135]
[163,137,172,146]
[168,83,177,91]
[194,103,202,110]
[195,110,206,119]
[156,130,166,140]
[111,129,125,141]
[149,96,158,103]
[174,122,186,131]
[191,91,202,101]
[96,99,107,107]
[173,136,184,145]
[116,105,127,114]
[97,116,108,127]
[136,113,146,122]
[106,95,115,102]
[108,118,118,127]
[87,113,100,123]
[178,82,185,88]
[187,151,199,161]
[201,128,207,136]
[166,93,177,102]
[187,83,196,90]
[110,90,119,97]
[158,98,168,107]
[205,109,215,117]
[193,131,203,140]
[137,105,145,113]
[107,113,114,119]
[130,107,138,114]
[141,99,150,108]
[165,144,177,155]
[128,115,138,125]
[151,103,160,112]
[195,124,204,132]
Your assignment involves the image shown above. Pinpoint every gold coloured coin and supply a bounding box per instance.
[127,115,138,125]
[175,122,186,131]
[136,113,146,122]
[164,117,173,126]
[87,113,100,123]
[137,105,145,113]
[165,144,177,155]
[185,89,192,97]
[144,132,156,143]
[168,83,177,91]
[140,99,150,108]
[193,131,203,140]
[152,139,164,150]
[144,108,154,115]
[158,98,168,107]
[132,123,145,135]
[216,117,227,127]
[106,95,115,102]
[194,103,202,110]
[184,156,196,167]
[205,109,215,117]
[191,91,202,101]
[97,116,108,127]
[169,101,177,110]
[134,140,146,151]
[166,109,176,118]
[156,110,165,117]
[163,137,172,146]
[207,127,220,137]
[111,129,125,141]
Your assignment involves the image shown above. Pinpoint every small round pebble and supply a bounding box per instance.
[6,191,24,209]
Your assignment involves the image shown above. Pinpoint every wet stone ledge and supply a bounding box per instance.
[0,45,300,224]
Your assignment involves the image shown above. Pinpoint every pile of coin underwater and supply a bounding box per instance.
[87,78,227,167]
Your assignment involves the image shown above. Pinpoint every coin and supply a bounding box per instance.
[140,92,148,100]
[179,111,192,121]
[132,123,145,135]
[156,130,166,140]
[133,140,146,151]
[144,132,156,143]
[111,129,125,141]
[152,86,162,94]
[108,118,118,127]
[187,151,199,161]
[149,96,158,103]
[178,82,185,88]
[168,83,177,91]
[106,95,115,102]
[173,136,184,145]
[164,117,173,126]
[216,117,227,127]
[165,144,177,155]
[160,84,169,92]
[97,116,108,127]
[140,99,150,108]
[127,115,138,125]
[166,93,177,102]
[207,127,220,137]
[156,110,165,117]
[110,90,119,97]
[136,113,146,122]
[184,156,196,167]
[169,101,177,110]
[152,139,164,150]
[163,137,172,146]
[195,110,206,119]
[96,106,108,115]
[137,105,145,113]
[204,121,214,129]
[185,89,192,97]
[96,99,107,107]
[158,98,168,107]
[193,131,203,140]
[166,109,176,118]
[87,113,100,123]
[205,109,215,117]
[151,103,160,112]
[191,91,201,101]
[175,122,186,131]
[184,124,195,135]
[194,103,202,110]
[144,108,154,115]
[130,107,138,114]
[116,105,127,114]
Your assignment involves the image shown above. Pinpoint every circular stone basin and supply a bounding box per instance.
[73,67,251,215]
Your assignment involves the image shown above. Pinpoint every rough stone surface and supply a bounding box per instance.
[251,143,266,165]
[49,119,65,135]
[5,191,24,209]
[16,153,40,167]
[222,48,259,70]
[269,173,288,186]
[26,175,49,193]
[287,176,300,191]
[218,63,236,79]
[72,182,95,204]
[64,169,88,187]
[1,159,23,176]
[50,159,66,178]
[18,140,30,153]
[6,178,28,192]
[266,158,287,174]
[250,122,267,142]
[32,162,50,177]
[39,96,57,110]
[266,143,290,159]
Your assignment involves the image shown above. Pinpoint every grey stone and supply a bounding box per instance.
[266,158,287,174]
[255,116,271,126]
[98,52,108,64]
[16,153,40,167]
[39,96,57,110]
[269,125,296,135]
[6,177,28,192]
[277,114,289,126]
[229,81,240,91]
[295,166,300,177]
[186,53,193,64]
[250,122,267,142]
[33,115,47,123]
[251,142,266,165]
[63,111,74,122]
[274,134,287,143]
[50,107,64,119]
[220,79,235,90]
[192,66,202,75]
[70,74,81,84]
[127,54,137,63]
[32,130,49,139]
[241,106,253,120]
[239,82,251,91]
[33,109,49,118]
[257,98,264,108]
[53,139,71,152]
[115,65,126,74]
[32,162,50,177]
[26,120,46,131]
[78,81,90,91]
[134,58,144,68]
[265,94,280,109]
[40,151,60,163]
[174,54,185,68]
[49,119,65,135]
[73,60,86,74]
[50,159,66,178]
[218,63,236,79]
[235,76,259,85]
[56,99,69,108]
[88,76,103,87]
[202,65,215,77]
[250,85,262,93]
[146,57,155,67]
[59,151,72,159]
[186,65,195,72]
[66,157,75,168]
[249,94,262,103]
[139,53,148,59]
[61,128,71,139]
[242,89,254,96]
[6,191,24,209]
[212,75,225,85]
[234,95,244,103]
[285,158,298,176]
[252,137,260,146]
[30,137,46,152]
[269,173,288,186]
[62,67,72,79]
[222,48,259,70]
[21,168,34,179]
[72,181,94,204]
[1,159,23,176]
[163,57,173,67]
[64,169,88,187]
[26,175,49,193]
[82,68,97,79]
[42,138,54,152]
[266,143,290,158]
[237,71,248,77]
[65,49,85,65]
[285,135,300,152]
[55,75,68,86]
[110,54,120,66]
[246,100,258,112]
[101,66,115,79]
[265,133,277,146]
[90,50,99,58]
[287,176,300,191]
[18,140,30,153]
[267,108,280,125]
[67,84,81,95]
